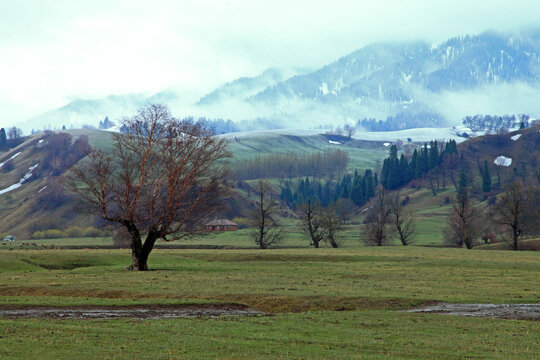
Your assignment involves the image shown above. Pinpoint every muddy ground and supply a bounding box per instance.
[0,304,264,320]
[407,303,540,320]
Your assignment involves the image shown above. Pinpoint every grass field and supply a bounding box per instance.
[0,247,538,359]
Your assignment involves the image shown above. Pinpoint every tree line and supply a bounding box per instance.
[462,114,530,132]
[380,140,458,190]
[357,112,445,132]
[280,169,377,210]
[0,127,24,149]
[234,149,349,180]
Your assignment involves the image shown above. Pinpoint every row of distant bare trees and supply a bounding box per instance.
[444,172,538,250]
[234,149,349,180]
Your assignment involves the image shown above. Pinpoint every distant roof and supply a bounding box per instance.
[206,219,237,226]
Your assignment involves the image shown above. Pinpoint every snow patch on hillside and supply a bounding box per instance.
[0,163,39,195]
[494,156,512,167]
[319,82,329,96]
[102,125,122,133]
[0,152,22,169]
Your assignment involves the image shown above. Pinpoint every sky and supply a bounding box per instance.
[1,0,540,128]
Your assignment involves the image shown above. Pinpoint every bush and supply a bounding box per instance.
[65,226,85,238]
[401,195,410,206]
[83,227,105,237]
[232,217,250,229]
[31,231,46,239]
[32,226,107,239]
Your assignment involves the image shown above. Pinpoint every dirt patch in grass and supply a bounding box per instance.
[0,287,430,313]
[207,294,428,313]
[0,304,263,319]
[407,303,540,320]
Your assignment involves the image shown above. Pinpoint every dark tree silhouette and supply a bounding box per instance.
[63,104,231,270]
[444,172,481,249]
[249,180,282,249]
[299,196,324,248]
[365,186,391,246]
[491,180,539,250]
[389,192,416,246]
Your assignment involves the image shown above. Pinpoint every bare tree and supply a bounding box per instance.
[344,124,356,139]
[389,192,416,246]
[365,186,391,246]
[299,196,324,248]
[491,180,539,250]
[318,205,343,248]
[444,172,481,249]
[63,104,231,270]
[249,180,282,249]
[7,127,22,140]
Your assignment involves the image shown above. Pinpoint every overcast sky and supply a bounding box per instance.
[1,0,540,127]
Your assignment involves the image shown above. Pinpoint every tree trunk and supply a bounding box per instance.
[125,225,159,271]
[328,235,339,248]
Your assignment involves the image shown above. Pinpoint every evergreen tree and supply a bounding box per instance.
[298,179,306,197]
[365,170,375,198]
[317,183,323,203]
[481,160,492,192]
[457,172,469,205]
[415,145,428,177]
[399,154,411,183]
[0,128,6,148]
[322,181,332,207]
[445,139,458,155]
[410,149,418,177]
[428,141,439,169]
[381,158,390,187]
[351,180,364,206]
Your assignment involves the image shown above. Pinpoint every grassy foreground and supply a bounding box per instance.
[0,247,538,359]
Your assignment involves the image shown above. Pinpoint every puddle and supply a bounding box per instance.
[0,305,264,320]
[407,303,540,320]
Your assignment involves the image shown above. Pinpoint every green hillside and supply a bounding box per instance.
[0,126,538,248]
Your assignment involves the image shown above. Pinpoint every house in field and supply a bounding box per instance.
[205,219,238,232]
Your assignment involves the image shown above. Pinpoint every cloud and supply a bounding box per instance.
[2,0,540,128]
[427,82,540,123]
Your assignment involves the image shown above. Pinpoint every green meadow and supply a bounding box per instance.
[0,247,538,359]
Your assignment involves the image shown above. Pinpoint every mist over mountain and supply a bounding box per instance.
[240,31,540,128]
[20,30,540,133]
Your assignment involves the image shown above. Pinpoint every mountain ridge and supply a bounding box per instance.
[18,30,540,132]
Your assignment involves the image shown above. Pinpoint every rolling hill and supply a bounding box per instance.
[0,126,537,246]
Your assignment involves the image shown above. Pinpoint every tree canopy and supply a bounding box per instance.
[64,104,231,270]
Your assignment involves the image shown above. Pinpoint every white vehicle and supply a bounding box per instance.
[3,235,15,241]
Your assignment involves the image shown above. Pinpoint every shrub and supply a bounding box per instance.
[400,195,410,206]
[232,217,250,229]
[65,226,85,238]
[83,227,104,237]
[31,231,46,239]
[44,229,68,239]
